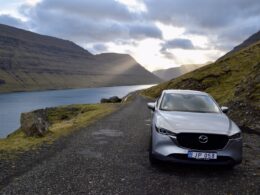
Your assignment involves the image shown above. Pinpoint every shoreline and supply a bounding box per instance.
[0,103,120,154]
[0,83,158,95]
[0,84,155,138]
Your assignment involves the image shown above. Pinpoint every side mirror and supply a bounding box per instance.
[147,102,156,111]
[221,106,229,113]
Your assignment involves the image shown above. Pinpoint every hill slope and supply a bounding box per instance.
[0,24,161,93]
[153,64,207,81]
[143,39,260,130]
[220,30,260,59]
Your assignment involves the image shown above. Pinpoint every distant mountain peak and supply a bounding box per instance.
[153,63,207,81]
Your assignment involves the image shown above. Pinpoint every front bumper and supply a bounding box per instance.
[151,128,243,166]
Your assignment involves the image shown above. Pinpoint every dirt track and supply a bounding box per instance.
[1,96,260,194]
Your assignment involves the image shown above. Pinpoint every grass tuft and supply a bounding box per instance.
[0,103,118,154]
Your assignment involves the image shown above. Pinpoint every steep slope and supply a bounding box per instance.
[153,63,207,81]
[0,24,161,93]
[143,40,260,130]
[221,30,260,59]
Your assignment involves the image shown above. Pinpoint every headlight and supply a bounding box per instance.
[155,126,176,137]
[229,132,241,139]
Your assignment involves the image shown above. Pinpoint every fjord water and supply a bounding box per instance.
[0,85,154,138]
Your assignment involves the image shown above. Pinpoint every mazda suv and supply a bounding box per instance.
[147,90,242,167]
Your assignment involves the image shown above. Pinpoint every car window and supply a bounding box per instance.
[160,93,220,113]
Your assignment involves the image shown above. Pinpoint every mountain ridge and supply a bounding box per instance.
[153,63,208,81]
[0,24,161,93]
[220,30,260,59]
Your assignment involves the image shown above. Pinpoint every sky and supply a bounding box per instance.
[0,0,259,71]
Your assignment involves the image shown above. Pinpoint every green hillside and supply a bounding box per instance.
[142,41,260,130]
[0,24,161,93]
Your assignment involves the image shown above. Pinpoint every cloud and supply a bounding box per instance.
[144,0,260,50]
[38,0,135,21]
[20,0,162,44]
[160,38,194,59]
[92,43,108,53]
[160,47,175,60]
[128,23,162,39]
[0,14,27,29]
[162,38,195,50]
[1,0,259,70]
[115,40,138,46]
[13,0,260,52]
[144,0,260,28]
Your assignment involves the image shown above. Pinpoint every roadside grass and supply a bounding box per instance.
[0,103,118,155]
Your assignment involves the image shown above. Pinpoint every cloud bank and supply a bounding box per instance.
[0,0,259,70]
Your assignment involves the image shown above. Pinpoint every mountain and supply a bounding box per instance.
[153,63,208,81]
[142,32,260,130]
[220,30,260,59]
[0,24,161,93]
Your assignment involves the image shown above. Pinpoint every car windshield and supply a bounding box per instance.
[160,93,220,113]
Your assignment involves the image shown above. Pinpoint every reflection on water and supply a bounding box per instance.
[0,84,154,138]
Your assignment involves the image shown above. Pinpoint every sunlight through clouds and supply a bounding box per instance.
[116,0,147,12]
[0,0,259,71]
[155,22,185,40]
[26,0,41,5]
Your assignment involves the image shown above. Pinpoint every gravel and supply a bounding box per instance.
[0,96,260,194]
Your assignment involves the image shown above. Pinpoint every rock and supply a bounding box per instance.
[100,96,122,103]
[100,98,108,103]
[20,109,49,137]
[227,100,260,132]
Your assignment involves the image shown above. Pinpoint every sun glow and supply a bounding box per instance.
[26,0,41,6]
[115,0,147,12]
[0,0,226,72]
[155,22,185,40]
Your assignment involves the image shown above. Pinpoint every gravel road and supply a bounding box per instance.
[1,95,260,195]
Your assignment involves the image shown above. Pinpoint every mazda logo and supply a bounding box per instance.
[198,135,208,143]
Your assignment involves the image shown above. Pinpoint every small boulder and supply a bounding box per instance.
[100,96,122,103]
[20,109,49,137]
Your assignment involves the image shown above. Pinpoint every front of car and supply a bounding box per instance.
[148,90,242,167]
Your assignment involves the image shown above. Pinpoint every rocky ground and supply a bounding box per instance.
[0,95,259,194]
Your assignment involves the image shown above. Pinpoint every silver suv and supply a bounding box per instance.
[147,90,242,167]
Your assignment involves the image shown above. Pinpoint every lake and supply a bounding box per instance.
[0,84,154,138]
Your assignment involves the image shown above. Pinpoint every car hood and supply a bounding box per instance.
[155,110,232,135]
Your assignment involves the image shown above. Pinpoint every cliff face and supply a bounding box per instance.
[0,24,161,93]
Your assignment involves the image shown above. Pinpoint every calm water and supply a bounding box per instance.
[0,84,154,138]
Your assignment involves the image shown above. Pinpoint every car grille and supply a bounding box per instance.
[176,133,229,150]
